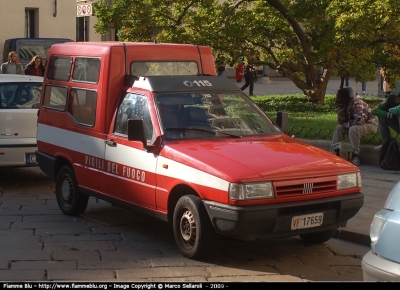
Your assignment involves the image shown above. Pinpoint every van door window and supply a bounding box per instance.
[72,57,100,83]
[68,88,97,126]
[114,93,154,142]
[42,85,67,111]
[47,56,72,81]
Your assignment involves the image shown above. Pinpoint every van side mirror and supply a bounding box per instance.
[127,119,148,149]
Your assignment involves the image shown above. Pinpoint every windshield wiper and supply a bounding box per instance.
[165,127,242,138]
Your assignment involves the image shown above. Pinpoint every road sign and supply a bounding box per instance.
[77,3,93,17]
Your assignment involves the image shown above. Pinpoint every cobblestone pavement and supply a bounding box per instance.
[0,167,370,282]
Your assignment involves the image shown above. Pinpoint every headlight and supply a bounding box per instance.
[229,182,274,200]
[337,172,361,190]
[370,209,392,252]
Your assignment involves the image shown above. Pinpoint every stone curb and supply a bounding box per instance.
[298,139,380,166]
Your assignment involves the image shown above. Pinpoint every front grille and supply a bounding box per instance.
[274,177,336,197]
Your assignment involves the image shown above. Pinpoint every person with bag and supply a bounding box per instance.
[331,87,378,166]
[371,93,400,151]
[24,55,45,76]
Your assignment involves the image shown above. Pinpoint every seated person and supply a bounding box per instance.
[371,93,400,150]
[331,87,377,166]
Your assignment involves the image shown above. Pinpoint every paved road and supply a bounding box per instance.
[0,167,370,282]
[235,76,380,96]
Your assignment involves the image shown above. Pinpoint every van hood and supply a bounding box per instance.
[161,134,358,182]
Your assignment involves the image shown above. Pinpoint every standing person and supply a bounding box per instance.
[0,51,24,75]
[217,62,226,76]
[340,73,350,89]
[24,55,45,76]
[240,65,255,96]
[361,82,367,95]
[235,61,244,82]
[371,93,400,150]
[381,68,392,97]
[331,87,378,166]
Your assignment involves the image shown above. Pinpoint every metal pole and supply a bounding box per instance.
[84,16,86,42]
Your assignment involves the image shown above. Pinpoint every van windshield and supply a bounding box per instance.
[156,92,281,139]
[0,82,42,109]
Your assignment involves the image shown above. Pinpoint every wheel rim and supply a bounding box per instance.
[179,209,196,248]
[60,175,74,207]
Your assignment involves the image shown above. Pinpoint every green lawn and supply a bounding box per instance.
[254,94,385,144]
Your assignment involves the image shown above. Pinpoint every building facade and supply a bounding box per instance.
[0,0,115,61]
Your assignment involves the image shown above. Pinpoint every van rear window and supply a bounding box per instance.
[47,56,72,81]
[131,61,198,76]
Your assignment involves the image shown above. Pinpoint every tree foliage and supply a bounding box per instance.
[93,0,400,102]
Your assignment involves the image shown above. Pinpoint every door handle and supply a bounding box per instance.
[105,140,116,147]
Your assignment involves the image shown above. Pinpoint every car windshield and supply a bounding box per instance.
[156,92,281,139]
[0,82,42,109]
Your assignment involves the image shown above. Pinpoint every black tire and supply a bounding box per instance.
[173,195,214,259]
[55,166,89,216]
[299,229,335,244]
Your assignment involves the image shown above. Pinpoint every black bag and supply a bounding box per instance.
[379,138,400,170]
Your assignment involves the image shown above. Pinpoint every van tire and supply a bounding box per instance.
[173,195,214,259]
[299,229,334,244]
[55,166,89,216]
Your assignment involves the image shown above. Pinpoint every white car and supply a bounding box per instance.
[362,181,400,281]
[0,74,43,167]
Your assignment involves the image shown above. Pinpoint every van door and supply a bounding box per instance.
[105,92,157,209]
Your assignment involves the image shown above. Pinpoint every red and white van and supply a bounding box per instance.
[36,42,363,259]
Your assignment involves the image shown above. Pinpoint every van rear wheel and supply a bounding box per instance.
[55,166,88,216]
[173,195,214,259]
[299,229,335,244]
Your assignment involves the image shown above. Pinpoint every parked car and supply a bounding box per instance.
[0,74,43,167]
[362,181,400,281]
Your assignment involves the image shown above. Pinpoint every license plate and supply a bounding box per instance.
[25,153,37,164]
[291,212,324,230]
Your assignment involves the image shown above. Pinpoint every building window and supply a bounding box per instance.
[25,9,38,38]
[76,17,88,41]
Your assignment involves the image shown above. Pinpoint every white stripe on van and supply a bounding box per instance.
[37,124,230,191]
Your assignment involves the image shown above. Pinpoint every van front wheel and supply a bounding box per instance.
[173,195,214,259]
[55,166,88,216]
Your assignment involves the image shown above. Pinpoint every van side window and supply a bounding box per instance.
[72,58,100,83]
[47,56,72,81]
[114,93,154,142]
[43,85,68,111]
[68,88,97,126]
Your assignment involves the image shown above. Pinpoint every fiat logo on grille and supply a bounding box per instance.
[303,183,313,194]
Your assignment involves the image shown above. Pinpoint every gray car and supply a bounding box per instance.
[362,180,400,281]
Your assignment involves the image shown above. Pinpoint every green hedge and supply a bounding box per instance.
[251,94,383,113]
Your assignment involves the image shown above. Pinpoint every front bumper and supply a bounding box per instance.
[362,251,400,281]
[203,192,363,241]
